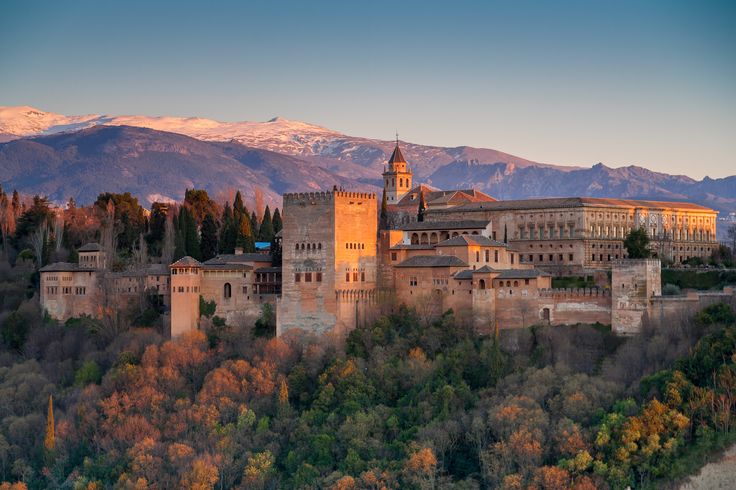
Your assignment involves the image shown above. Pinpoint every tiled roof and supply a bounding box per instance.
[389,244,436,250]
[39,262,81,272]
[255,266,282,273]
[435,235,507,247]
[496,269,551,279]
[203,263,253,271]
[204,253,272,265]
[429,197,715,213]
[78,243,103,252]
[170,256,202,267]
[388,143,406,164]
[395,255,468,268]
[473,265,496,273]
[395,185,495,208]
[401,220,490,231]
[453,270,474,279]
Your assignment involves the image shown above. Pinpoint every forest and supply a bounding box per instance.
[1,186,736,489]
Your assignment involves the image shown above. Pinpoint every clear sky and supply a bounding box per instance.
[1,0,734,179]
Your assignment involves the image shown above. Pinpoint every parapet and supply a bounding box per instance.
[539,287,610,298]
[282,189,377,204]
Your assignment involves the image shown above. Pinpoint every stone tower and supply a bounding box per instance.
[382,139,412,204]
[611,259,661,335]
[277,190,378,337]
[169,256,202,337]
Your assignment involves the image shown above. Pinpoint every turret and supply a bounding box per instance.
[382,137,412,203]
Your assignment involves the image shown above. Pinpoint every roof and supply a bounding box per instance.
[78,243,103,252]
[435,235,507,248]
[389,244,436,250]
[401,220,491,231]
[255,266,282,273]
[395,255,469,268]
[203,263,253,271]
[473,265,496,273]
[204,253,272,265]
[170,256,202,267]
[388,143,406,164]
[496,269,552,279]
[395,185,496,208]
[40,262,81,272]
[453,270,474,280]
[428,197,715,213]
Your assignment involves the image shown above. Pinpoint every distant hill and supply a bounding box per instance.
[1,105,734,237]
[0,125,371,206]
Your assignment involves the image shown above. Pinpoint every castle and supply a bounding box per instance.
[39,141,729,337]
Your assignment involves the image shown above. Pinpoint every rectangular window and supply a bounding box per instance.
[492,231,497,240]
[549,254,553,261]
[242,286,247,294]
[361,272,365,282]
[353,272,358,282]
[476,251,480,262]
[569,254,573,261]
[316,272,322,282]
[511,253,514,264]
[295,273,301,282]
[485,250,490,262]
[525,279,529,285]
[495,250,499,262]
[539,254,544,261]
[345,272,350,282]
[391,252,397,261]
[305,273,312,282]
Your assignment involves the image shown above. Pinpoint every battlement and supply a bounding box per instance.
[612,259,661,267]
[539,287,609,298]
[282,190,376,204]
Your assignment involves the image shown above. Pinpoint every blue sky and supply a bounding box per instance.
[1,0,734,178]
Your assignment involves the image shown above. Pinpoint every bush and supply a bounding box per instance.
[662,283,681,296]
[75,360,102,386]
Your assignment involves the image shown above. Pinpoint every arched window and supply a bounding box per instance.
[318,243,322,250]
[513,281,519,287]
[224,283,232,299]
[295,244,299,250]
[411,233,419,245]
[479,279,486,290]
[301,243,305,250]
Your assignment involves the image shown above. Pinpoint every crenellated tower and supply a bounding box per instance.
[382,137,412,204]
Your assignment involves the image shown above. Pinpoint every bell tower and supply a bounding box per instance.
[382,136,412,203]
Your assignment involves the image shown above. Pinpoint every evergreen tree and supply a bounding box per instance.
[236,214,255,252]
[259,206,275,242]
[624,227,651,259]
[233,191,245,216]
[173,213,186,261]
[45,395,55,451]
[380,190,389,229]
[219,203,237,254]
[180,207,201,260]
[417,190,426,222]
[250,211,259,241]
[200,213,219,261]
[11,190,20,216]
[272,208,282,234]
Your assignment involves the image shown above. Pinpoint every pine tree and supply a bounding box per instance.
[259,206,274,242]
[380,190,389,229]
[45,395,55,451]
[417,190,426,222]
[272,208,282,234]
[200,213,219,261]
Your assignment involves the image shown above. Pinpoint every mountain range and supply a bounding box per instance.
[1,106,734,237]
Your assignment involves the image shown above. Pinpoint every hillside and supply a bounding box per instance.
[0,125,372,205]
[1,106,735,223]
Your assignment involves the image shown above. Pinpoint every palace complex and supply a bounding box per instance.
[39,141,729,338]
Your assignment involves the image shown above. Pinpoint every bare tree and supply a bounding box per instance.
[30,225,47,267]
[131,233,149,270]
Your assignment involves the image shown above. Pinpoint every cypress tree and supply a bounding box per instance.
[380,189,389,229]
[200,213,219,261]
[417,190,426,222]
[272,208,282,234]
[219,202,236,254]
[236,214,255,252]
[250,211,259,241]
[259,206,274,242]
[233,191,245,216]
[182,208,201,260]
[45,395,55,451]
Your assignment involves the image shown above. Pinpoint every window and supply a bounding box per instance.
[476,251,480,262]
[224,283,232,298]
[316,272,322,282]
[569,253,573,261]
[485,250,490,262]
[353,272,358,282]
[391,252,397,261]
[495,250,499,262]
[479,279,486,289]
[242,286,248,294]
[510,253,514,264]
[409,277,418,286]
[525,279,529,285]
[513,281,519,287]
[305,272,312,282]
[345,272,350,282]
[296,273,301,282]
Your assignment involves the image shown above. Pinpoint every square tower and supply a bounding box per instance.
[612,259,661,335]
[277,190,378,337]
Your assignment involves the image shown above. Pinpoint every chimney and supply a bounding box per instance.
[234,247,244,255]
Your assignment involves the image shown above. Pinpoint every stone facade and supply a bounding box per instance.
[277,190,378,337]
[169,252,278,337]
[611,259,662,335]
[426,198,718,273]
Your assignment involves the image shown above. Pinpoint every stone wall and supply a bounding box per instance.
[611,259,661,334]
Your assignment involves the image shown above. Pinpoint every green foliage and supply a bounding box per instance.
[199,213,219,261]
[94,192,147,252]
[1,310,28,350]
[552,275,596,289]
[253,303,275,338]
[74,360,102,386]
[624,226,651,258]
[662,283,681,296]
[199,295,217,318]
[693,302,735,327]
[662,268,736,290]
[258,206,274,242]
